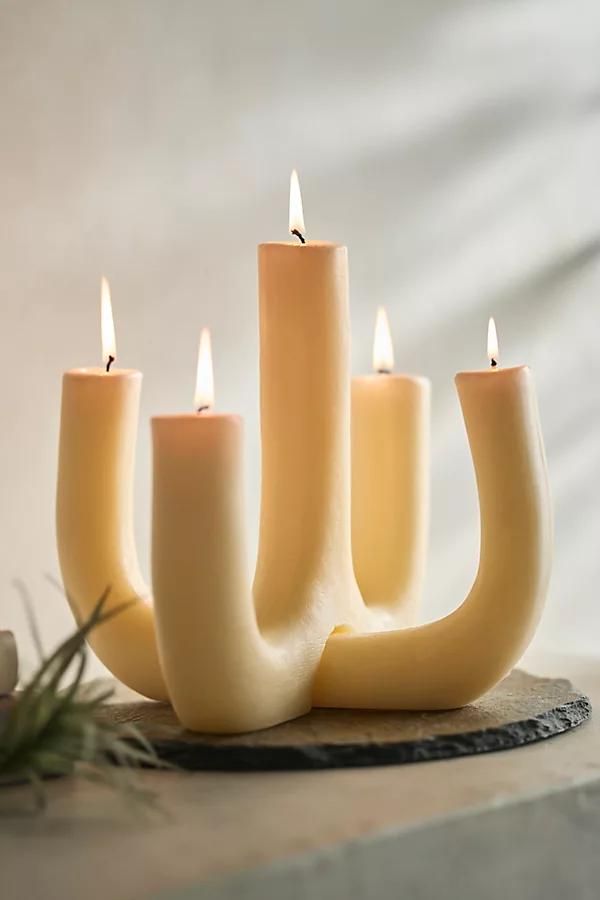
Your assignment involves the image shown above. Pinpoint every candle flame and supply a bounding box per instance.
[487,317,499,367]
[373,307,394,373]
[289,169,305,241]
[101,276,116,370]
[195,328,214,411]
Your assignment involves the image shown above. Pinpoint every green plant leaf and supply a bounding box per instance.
[0,591,171,812]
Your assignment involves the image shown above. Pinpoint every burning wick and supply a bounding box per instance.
[194,328,214,414]
[373,307,394,375]
[101,276,117,374]
[487,317,499,369]
[289,170,306,245]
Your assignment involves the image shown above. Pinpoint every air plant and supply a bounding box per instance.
[0,589,167,811]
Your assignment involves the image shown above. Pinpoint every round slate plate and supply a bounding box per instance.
[97,669,591,771]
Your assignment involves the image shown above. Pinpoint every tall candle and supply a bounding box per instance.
[351,307,430,625]
[313,321,552,709]
[56,279,167,700]
[253,198,361,629]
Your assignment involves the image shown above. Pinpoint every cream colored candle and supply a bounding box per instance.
[56,279,167,701]
[314,323,552,709]
[253,169,358,631]
[252,238,362,630]
[352,307,430,625]
[152,330,261,730]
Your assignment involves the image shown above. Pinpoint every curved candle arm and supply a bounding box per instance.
[313,367,553,710]
[56,370,168,701]
[151,414,344,732]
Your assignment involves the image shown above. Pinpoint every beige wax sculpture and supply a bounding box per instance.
[352,307,430,625]
[313,321,553,710]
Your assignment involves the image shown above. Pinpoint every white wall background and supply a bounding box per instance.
[1,0,599,676]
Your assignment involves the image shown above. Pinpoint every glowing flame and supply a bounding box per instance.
[195,328,214,411]
[101,276,116,371]
[373,307,394,373]
[289,169,305,240]
[487,317,499,367]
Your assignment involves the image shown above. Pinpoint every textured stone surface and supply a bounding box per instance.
[97,669,591,771]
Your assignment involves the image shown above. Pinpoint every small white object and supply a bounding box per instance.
[0,630,18,694]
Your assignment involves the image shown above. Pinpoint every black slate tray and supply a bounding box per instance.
[96,669,591,771]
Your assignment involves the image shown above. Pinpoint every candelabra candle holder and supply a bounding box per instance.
[56,177,552,736]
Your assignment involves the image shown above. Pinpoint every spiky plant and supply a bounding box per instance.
[0,590,167,810]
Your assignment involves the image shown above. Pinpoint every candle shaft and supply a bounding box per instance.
[56,370,167,701]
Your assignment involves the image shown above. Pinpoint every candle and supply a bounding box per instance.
[151,173,365,732]
[313,320,552,709]
[56,278,167,700]
[351,307,430,624]
[253,170,362,629]
[151,330,256,730]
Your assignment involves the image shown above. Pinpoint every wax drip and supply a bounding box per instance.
[106,355,115,373]
[291,229,306,245]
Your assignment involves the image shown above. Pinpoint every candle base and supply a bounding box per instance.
[96,669,589,770]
